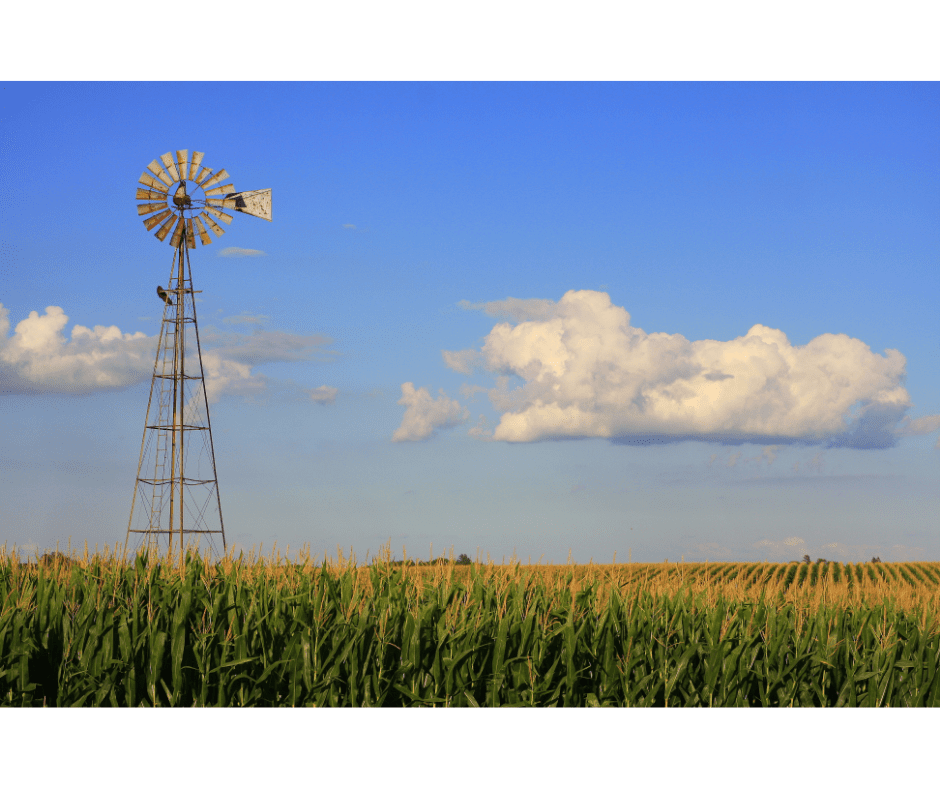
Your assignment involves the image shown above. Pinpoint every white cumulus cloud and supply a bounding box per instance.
[0,303,333,404]
[199,353,267,404]
[0,304,153,394]
[392,382,469,442]
[443,290,914,448]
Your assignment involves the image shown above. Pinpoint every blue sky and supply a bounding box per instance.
[2,81,938,564]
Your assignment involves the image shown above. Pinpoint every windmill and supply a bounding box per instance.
[127,150,271,559]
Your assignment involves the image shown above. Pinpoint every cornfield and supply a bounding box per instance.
[1,545,938,706]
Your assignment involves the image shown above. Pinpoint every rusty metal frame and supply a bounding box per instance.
[126,223,227,560]
[128,150,271,560]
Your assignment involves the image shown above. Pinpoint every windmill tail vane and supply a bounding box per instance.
[127,150,272,561]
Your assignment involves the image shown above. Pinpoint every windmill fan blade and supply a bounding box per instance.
[204,183,235,197]
[200,212,226,237]
[169,217,185,247]
[139,173,169,194]
[143,208,173,230]
[189,151,204,181]
[193,215,212,245]
[160,152,180,183]
[155,214,176,241]
[194,166,213,186]
[207,198,237,208]
[185,218,196,249]
[176,150,189,180]
[201,169,229,191]
[204,205,234,225]
[136,188,168,201]
[146,160,174,186]
[137,202,168,216]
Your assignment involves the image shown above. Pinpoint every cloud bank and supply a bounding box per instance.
[0,303,334,404]
[392,382,469,442]
[445,290,922,449]
[0,304,153,394]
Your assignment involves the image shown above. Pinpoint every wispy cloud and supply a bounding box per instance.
[684,542,736,561]
[218,247,267,257]
[441,348,478,375]
[468,414,492,440]
[342,224,356,230]
[392,382,469,442]
[223,313,270,325]
[894,413,940,436]
[444,289,913,449]
[702,446,866,485]
[308,385,338,405]
[199,326,335,367]
[198,327,336,403]
[743,446,780,467]
[459,383,490,400]
[752,536,808,560]
[458,296,557,323]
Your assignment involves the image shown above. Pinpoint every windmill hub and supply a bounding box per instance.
[172,182,192,209]
[136,149,272,248]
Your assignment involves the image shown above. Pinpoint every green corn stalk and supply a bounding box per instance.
[2,551,939,707]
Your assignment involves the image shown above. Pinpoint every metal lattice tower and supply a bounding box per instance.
[127,150,271,559]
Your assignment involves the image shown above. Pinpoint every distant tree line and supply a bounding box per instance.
[379,553,473,567]
[788,555,883,564]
